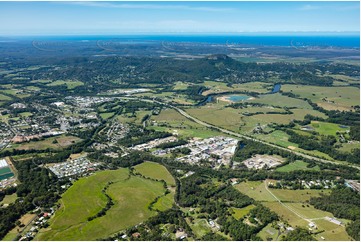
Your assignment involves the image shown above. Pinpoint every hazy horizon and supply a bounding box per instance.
[0,1,359,35]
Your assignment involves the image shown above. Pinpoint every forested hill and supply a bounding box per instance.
[15,55,359,88]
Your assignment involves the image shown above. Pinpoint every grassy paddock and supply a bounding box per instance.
[276,161,320,172]
[134,161,176,186]
[231,204,256,220]
[36,168,167,240]
[235,181,276,202]
[282,85,359,111]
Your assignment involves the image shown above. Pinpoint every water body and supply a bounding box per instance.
[197,96,213,106]
[271,83,281,93]
[227,95,251,102]
[19,35,361,48]
[339,125,349,129]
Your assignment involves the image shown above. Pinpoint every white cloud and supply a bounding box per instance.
[299,4,320,11]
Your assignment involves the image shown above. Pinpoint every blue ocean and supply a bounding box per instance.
[23,34,360,48]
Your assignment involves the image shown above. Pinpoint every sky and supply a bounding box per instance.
[0,1,359,35]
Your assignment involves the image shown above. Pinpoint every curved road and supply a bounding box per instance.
[122,97,359,170]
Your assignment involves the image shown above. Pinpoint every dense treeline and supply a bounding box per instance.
[117,126,171,147]
[346,220,360,241]
[0,160,63,239]
[17,55,359,98]
[310,187,359,220]
[310,187,360,240]
[155,139,187,149]
[106,208,194,241]
[282,227,315,241]
[285,129,360,163]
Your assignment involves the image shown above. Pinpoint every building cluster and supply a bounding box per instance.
[19,209,55,241]
[131,136,177,151]
[65,96,115,108]
[105,121,129,145]
[154,136,238,168]
[49,157,99,178]
[105,88,150,95]
[268,179,336,190]
[242,154,283,170]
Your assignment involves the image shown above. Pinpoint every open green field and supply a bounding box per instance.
[263,201,351,240]
[99,112,114,120]
[0,93,12,101]
[235,181,277,202]
[14,135,81,151]
[310,121,349,136]
[150,108,223,138]
[202,81,272,95]
[254,130,297,148]
[185,106,242,132]
[1,193,18,205]
[134,161,176,186]
[313,219,353,241]
[248,93,313,109]
[30,79,52,84]
[46,80,84,89]
[153,192,174,211]
[231,204,256,220]
[262,201,308,228]
[172,81,190,90]
[238,182,352,241]
[338,142,360,153]
[36,168,167,241]
[117,110,151,125]
[254,130,335,161]
[276,161,320,172]
[282,85,360,111]
[269,189,329,203]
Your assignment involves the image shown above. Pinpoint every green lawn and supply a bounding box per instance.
[134,161,176,186]
[36,169,167,240]
[276,161,320,172]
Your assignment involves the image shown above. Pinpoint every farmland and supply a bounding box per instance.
[281,85,360,111]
